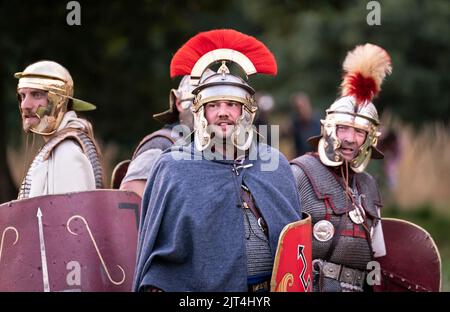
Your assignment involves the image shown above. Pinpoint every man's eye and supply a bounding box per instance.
[33,92,45,99]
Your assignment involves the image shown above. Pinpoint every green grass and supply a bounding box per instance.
[383,204,450,292]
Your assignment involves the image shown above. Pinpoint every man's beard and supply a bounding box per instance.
[21,104,55,133]
[206,124,238,160]
[209,124,235,142]
[21,110,39,132]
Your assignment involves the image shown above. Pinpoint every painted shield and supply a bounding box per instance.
[373,218,441,292]
[0,190,140,292]
[271,212,312,292]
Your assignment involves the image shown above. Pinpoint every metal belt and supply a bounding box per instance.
[314,260,366,289]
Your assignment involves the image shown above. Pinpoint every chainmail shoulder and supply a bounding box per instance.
[291,155,352,214]
[291,155,377,269]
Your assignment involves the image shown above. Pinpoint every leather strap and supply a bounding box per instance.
[132,128,176,159]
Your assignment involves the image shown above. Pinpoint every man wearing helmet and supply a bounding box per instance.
[15,60,103,199]
[133,29,302,292]
[290,44,392,292]
[118,75,196,197]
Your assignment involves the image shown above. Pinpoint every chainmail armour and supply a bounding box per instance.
[291,154,382,291]
[243,208,272,280]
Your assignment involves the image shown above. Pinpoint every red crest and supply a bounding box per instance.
[170,29,277,78]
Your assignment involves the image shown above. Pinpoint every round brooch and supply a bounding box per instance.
[313,220,335,242]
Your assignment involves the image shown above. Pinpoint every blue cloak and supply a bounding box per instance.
[133,143,302,291]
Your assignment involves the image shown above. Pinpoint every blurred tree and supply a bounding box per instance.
[0,59,16,201]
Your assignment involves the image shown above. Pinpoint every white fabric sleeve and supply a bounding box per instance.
[45,140,96,195]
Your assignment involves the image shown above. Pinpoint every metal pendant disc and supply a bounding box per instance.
[349,208,365,224]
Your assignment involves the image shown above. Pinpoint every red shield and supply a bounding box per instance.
[271,212,312,292]
[373,218,441,292]
[0,190,140,292]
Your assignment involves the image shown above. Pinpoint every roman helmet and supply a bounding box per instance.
[309,44,392,172]
[169,29,277,151]
[15,60,96,136]
[153,75,195,125]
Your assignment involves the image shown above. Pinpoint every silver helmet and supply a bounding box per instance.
[191,64,257,151]
[169,29,277,151]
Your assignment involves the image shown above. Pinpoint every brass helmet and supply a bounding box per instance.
[309,44,392,173]
[169,29,277,151]
[15,60,96,136]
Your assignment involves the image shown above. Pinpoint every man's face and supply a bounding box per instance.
[204,100,242,139]
[336,124,367,162]
[18,88,48,132]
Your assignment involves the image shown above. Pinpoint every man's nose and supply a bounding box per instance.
[342,128,356,143]
[20,95,33,110]
[217,103,230,118]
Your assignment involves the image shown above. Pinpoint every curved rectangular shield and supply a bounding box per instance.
[0,190,140,292]
[373,218,441,292]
